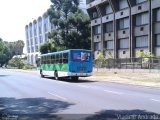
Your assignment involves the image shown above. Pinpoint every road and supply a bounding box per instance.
[0,69,160,120]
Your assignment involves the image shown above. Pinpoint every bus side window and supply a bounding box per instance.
[53,55,55,64]
[41,57,42,64]
[63,53,68,63]
[43,56,44,64]
[42,56,44,64]
[46,56,48,64]
[44,56,46,64]
[60,53,63,64]
[56,54,59,64]
[48,55,51,64]
[51,55,55,64]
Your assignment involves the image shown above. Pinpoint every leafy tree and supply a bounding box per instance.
[136,50,154,58]
[47,0,91,51]
[8,57,24,69]
[0,39,11,67]
[136,50,154,68]
[5,40,24,57]
[40,41,57,54]
[94,51,106,69]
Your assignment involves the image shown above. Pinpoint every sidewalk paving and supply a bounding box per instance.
[4,68,160,88]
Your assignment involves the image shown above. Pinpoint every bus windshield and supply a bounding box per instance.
[71,50,91,62]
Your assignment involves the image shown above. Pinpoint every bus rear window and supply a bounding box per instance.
[71,51,91,62]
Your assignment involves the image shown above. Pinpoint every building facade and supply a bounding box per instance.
[86,0,160,59]
[25,13,55,65]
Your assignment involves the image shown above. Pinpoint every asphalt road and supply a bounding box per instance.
[0,69,160,120]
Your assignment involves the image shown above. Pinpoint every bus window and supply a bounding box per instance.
[59,53,63,63]
[44,56,46,64]
[63,53,68,63]
[56,54,59,63]
[48,55,51,64]
[71,51,90,62]
[51,55,55,64]
[41,56,43,64]
[45,56,47,64]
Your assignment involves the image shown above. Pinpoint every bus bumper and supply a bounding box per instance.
[68,72,92,77]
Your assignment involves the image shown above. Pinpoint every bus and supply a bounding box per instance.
[39,49,93,80]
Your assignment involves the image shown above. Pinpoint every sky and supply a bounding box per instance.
[0,0,86,42]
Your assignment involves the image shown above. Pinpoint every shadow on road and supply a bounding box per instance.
[86,109,160,120]
[45,77,97,83]
[0,97,74,120]
[0,75,9,77]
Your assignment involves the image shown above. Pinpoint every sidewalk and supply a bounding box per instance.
[4,68,160,88]
[84,68,160,88]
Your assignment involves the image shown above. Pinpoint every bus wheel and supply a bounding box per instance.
[54,71,59,80]
[71,76,79,81]
[40,70,44,78]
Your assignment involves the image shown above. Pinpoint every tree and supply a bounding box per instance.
[5,40,24,57]
[136,50,154,68]
[47,0,91,51]
[8,57,24,69]
[136,50,154,58]
[0,39,11,67]
[94,51,106,69]
[40,41,57,54]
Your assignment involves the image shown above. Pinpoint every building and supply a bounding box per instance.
[25,13,55,65]
[86,0,160,59]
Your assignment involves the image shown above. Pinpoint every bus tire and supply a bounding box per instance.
[54,71,59,80]
[40,70,44,78]
[71,76,79,81]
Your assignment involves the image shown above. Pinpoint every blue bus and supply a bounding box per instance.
[39,49,93,80]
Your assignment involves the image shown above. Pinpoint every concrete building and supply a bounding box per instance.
[86,0,160,59]
[25,13,55,65]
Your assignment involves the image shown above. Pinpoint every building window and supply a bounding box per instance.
[45,34,48,41]
[44,24,48,32]
[156,9,160,22]
[34,24,37,36]
[30,30,32,38]
[35,37,38,44]
[92,11,98,19]
[31,39,33,45]
[119,0,128,10]
[27,40,29,46]
[136,0,147,4]
[94,42,100,51]
[119,17,129,29]
[26,31,29,39]
[34,29,37,36]
[36,46,39,52]
[31,46,34,53]
[39,26,42,34]
[93,25,101,35]
[39,36,43,43]
[136,12,149,26]
[136,36,148,48]
[27,47,30,53]
[105,22,113,33]
[156,34,160,46]
[119,38,129,49]
[104,40,113,50]
[106,4,112,14]
[31,55,34,64]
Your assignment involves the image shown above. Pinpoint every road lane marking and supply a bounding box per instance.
[103,90,124,95]
[48,92,67,101]
[56,81,69,84]
[150,99,160,103]
[77,85,90,88]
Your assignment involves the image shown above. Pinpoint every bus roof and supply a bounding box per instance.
[40,49,92,56]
